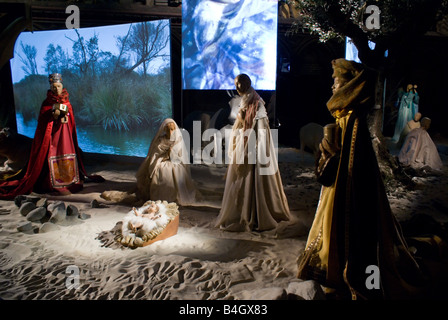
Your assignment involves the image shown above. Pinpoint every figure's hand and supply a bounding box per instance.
[315,137,340,181]
[53,109,60,120]
[162,148,171,161]
[319,138,340,159]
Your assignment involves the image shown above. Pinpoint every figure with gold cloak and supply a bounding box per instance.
[215,74,291,232]
[297,59,428,299]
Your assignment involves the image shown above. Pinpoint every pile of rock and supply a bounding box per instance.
[15,195,90,234]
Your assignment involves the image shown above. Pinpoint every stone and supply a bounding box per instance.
[17,221,33,232]
[19,202,36,216]
[78,212,91,220]
[48,201,66,223]
[36,198,48,208]
[90,199,108,208]
[286,280,326,300]
[66,204,79,216]
[26,207,47,222]
[14,195,26,207]
[91,199,100,208]
[39,222,60,233]
[250,287,287,300]
[47,201,65,212]
[25,195,41,204]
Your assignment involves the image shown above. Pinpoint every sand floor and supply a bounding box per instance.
[0,143,447,301]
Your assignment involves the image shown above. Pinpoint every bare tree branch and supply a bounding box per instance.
[18,42,38,76]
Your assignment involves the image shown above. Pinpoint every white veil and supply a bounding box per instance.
[136,118,190,199]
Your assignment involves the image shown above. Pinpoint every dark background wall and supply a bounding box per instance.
[1,2,448,152]
[275,31,343,147]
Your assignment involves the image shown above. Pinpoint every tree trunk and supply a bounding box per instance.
[368,71,414,190]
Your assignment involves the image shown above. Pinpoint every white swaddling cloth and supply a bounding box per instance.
[121,202,169,238]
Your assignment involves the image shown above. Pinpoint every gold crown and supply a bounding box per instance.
[49,73,63,84]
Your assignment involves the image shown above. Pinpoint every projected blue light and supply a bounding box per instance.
[345,37,376,63]
[182,0,278,90]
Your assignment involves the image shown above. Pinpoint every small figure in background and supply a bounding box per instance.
[396,112,422,149]
[398,116,443,172]
[392,84,419,143]
[0,128,32,180]
[299,122,324,160]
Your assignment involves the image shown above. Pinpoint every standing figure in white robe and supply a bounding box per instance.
[398,117,443,171]
[215,74,291,232]
[136,118,197,205]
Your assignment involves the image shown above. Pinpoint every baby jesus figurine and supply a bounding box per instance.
[128,203,161,233]
[132,203,161,220]
[118,200,180,248]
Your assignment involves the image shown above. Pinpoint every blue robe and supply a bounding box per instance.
[392,91,419,142]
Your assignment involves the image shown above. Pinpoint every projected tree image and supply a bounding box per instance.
[11,20,172,157]
[18,42,38,76]
[182,0,278,90]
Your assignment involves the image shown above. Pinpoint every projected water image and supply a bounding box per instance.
[182,0,278,90]
[10,20,172,157]
[16,114,156,158]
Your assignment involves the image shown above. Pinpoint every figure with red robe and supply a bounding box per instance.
[0,73,103,199]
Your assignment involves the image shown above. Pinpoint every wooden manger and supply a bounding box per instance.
[115,200,179,249]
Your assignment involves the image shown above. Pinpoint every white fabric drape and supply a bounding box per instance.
[398,128,443,171]
[215,88,291,231]
[136,118,197,205]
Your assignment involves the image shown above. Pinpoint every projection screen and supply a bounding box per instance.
[182,0,278,90]
[10,20,172,157]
